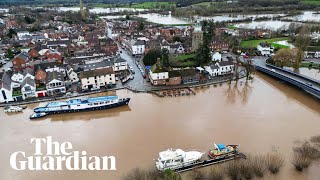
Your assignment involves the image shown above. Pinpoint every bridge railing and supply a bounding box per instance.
[265,63,320,85]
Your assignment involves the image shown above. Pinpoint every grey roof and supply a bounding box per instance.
[21,76,35,88]
[134,40,145,46]
[74,60,113,72]
[16,52,29,60]
[46,71,64,82]
[0,72,12,91]
[210,65,219,70]
[114,56,126,63]
[219,60,234,67]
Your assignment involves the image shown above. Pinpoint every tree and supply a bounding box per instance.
[125,15,130,20]
[162,48,169,67]
[138,21,144,31]
[273,48,295,67]
[195,43,211,66]
[7,28,17,38]
[24,16,35,24]
[294,26,310,68]
[173,36,181,42]
[143,49,162,66]
[237,57,254,80]
[5,49,14,59]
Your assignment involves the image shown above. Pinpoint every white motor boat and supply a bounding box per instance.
[4,106,23,113]
[155,149,204,171]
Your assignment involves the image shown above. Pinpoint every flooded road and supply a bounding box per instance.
[0,73,319,180]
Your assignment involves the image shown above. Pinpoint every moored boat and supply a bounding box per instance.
[208,143,239,160]
[30,112,48,120]
[4,106,23,113]
[33,95,130,115]
[155,149,204,171]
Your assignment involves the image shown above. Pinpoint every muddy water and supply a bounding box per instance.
[0,73,319,180]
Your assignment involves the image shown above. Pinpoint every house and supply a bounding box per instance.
[34,65,47,86]
[113,57,128,72]
[46,70,66,96]
[79,67,115,90]
[167,70,182,86]
[218,60,234,75]
[149,59,169,86]
[257,42,274,56]
[211,52,222,62]
[12,52,29,71]
[169,42,185,54]
[21,76,36,100]
[210,40,230,52]
[0,72,13,103]
[160,40,170,50]
[66,65,79,83]
[29,46,41,58]
[205,65,220,77]
[130,40,145,56]
[205,60,234,77]
[179,69,200,84]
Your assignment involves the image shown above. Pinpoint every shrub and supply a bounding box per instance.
[265,153,284,174]
[226,160,241,180]
[292,153,312,171]
[239,159,254,179]
[189,169,205,180]
[207,165,224,180]
[250,154,267,178]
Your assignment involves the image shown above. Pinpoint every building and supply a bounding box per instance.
[192,20,203,52]
[12,52,29,71]
[113,57,128,72]
[0,72,13,103]
[21,76,36,100]
[80,67,115,90]
[131,40,145,56]
[167,70,182,86]
[211,52,222,62]
[149,59,169,86]
[66,65,79,83]
[46,70,66,96]
[257,42,274,56]
[180,69,200,84]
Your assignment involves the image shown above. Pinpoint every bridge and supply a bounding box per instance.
[248,57,320,99]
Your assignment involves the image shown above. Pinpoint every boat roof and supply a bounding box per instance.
[46,96,118,107]
[159,149,185,161]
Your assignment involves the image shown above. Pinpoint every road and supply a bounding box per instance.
[251,56,320,90]
[117,45,152,91]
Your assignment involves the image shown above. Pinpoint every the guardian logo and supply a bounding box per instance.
[10,136,116,171]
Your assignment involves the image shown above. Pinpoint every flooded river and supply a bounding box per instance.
[0,73,319,180]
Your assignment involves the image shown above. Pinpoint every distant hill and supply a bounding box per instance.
[0,0,161,6]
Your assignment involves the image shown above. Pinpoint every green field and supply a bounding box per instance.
[95,2,176,9]
[302,0,320,5]
[170,54,197,67]
[240,37,289,48]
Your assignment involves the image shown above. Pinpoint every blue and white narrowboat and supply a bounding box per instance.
[32,96,130,115]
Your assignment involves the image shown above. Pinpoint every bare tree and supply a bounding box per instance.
[294,26,311,68]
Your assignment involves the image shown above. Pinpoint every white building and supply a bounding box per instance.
[211,52,222,62]
[66,65,79,83]
[21,76,37,99]
[205,60,234,77]
[46,70,66,96]
[80,67,115,90]
[257,43,274,56]
[149,62,169,85]
[113,57,128,72]
[130,40,145,56]
[0,72,13,103]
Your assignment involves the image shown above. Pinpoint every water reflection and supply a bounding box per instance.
[47,106,132,121]
[256,72,320,115]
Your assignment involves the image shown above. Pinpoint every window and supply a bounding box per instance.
[94,103,99,105]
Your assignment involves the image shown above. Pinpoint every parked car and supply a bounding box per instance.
[91,86,100,91]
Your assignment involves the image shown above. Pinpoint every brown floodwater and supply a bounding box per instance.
[0,73,319,180]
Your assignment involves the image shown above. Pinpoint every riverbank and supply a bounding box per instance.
[0,73,245,107]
